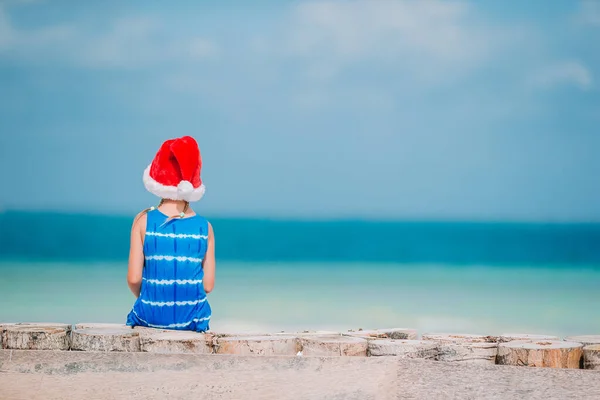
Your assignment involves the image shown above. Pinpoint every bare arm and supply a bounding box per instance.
[202,222,215,294]
[127,213,146,297]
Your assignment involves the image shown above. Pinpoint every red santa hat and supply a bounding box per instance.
[143,136,206,202]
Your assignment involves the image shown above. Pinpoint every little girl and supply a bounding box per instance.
[126,136,215,332]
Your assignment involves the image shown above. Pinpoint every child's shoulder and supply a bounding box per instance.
[204,218,213,235]
[131,209,149,235]
[134,209,149,221]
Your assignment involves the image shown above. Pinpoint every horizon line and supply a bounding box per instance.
[1,207,600,225]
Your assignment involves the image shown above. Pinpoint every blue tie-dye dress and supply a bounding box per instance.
[126,209,211,332]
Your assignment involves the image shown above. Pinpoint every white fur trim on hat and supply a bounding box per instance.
[143,165,206,202]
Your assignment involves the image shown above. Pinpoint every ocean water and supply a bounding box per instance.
[1,211,599,336]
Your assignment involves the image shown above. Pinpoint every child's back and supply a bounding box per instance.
[127,209,212,331]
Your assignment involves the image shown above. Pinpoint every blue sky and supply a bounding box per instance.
[0,0,599,221]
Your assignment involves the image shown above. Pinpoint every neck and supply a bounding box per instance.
[160,199,189,213]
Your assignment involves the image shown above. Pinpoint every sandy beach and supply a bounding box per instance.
[2,350,599,400]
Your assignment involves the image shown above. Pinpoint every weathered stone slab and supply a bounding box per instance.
[368,339,438,359]
[71,324,140,352]
[74,323,129,330]
[583,345,600,370]
[564,335,600,346]
[497,340,583,369]
[209,330,272,338]
[300,335,368,357]
[437,342,498,364]
[344,328,418,340]
[277,330,340,337]
[0,323,16,349]
[134,327,212,354]
[422,333,497,343]
[1,323,71,350]
[422,333,498,364]
[498,334,559,343]
[215,335,301,356]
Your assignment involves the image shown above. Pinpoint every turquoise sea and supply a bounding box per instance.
[1,211,599,336]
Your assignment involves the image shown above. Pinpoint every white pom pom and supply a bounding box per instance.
[177,180,194,197]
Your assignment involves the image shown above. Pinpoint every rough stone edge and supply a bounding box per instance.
[71,327,141,352]
[498,334,560,343]
[367,339,439,359]
[214,335,302,356]
[344,328,418,340]
[1,323,73,351]
[137,329,213,354]
[497,340,584,369]
[422,333,498,343]
[299,335,369,357]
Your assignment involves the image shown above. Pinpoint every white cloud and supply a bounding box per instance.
[291,85,395,112]
[0,7,14,50]
[290,1,470,59]
[575,0,600,26]
[186,37,217,60]
[78,17,218,69]
[0,5,73,55]
[532,61,593,90]
[282,0,502,81]
[79,17,161,68]
[0,0,43,4]
[243,0,534,112]
[0,9,217,69]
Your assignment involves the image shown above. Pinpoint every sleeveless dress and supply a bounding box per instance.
[126,209,212,332]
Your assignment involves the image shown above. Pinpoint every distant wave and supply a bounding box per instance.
[1,211,599,264]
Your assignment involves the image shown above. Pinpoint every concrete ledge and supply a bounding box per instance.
[422,333,498,364]
[368,339,438,359]
[299,335,368,357]
[277,330,340,337]
[499,333,559,343]
[584,345,600,370]
[135,327,213,354]
[436,342,498,364]
[344,328,418,340]
[498,340,583,369]
[215,335,301,356]
[1,323,71,350]
[2,323,599,371]
[565,335,600,346]
[71,324,140,352]
[422,333,498,343]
